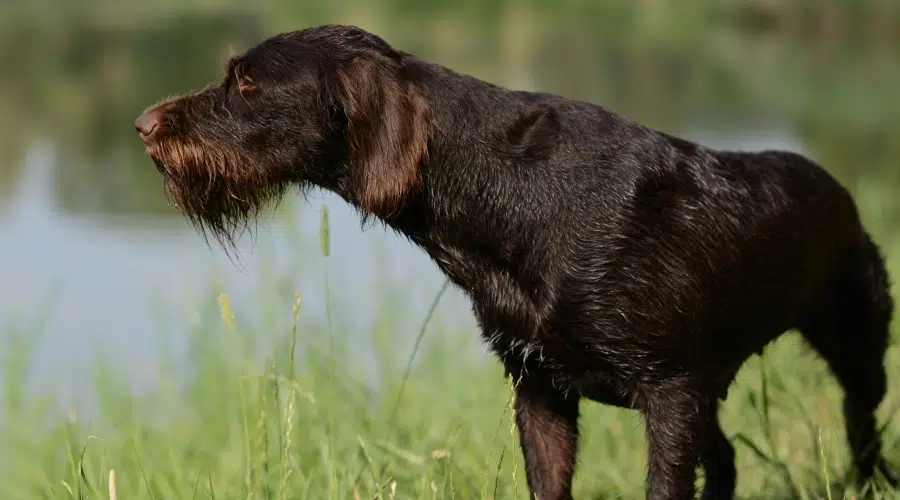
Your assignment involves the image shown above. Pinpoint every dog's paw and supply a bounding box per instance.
[876,457,900,488]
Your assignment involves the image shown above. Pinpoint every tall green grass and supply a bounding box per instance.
[2,206,899,499]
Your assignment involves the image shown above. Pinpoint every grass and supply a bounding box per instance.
[2,0,899,496]
[1,204,900,500]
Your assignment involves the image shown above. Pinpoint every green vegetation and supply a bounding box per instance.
[1,203,899,499]
[2,1,900,498]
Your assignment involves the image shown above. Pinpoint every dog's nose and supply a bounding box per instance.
[135,110,162,139]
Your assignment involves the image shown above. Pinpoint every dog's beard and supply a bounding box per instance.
[150,137,290,251]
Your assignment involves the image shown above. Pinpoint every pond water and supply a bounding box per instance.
[1,5,897,405]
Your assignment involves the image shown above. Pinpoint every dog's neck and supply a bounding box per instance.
[415,68,557,233]
[317,58,568,339]
[375,78,556,272]
[317,58,559,273]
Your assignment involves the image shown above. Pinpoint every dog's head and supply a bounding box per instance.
[135,24,433,245]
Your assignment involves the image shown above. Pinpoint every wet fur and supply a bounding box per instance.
[136,25,898,499]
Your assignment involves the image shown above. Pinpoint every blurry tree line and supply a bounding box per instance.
[0,0,897,228]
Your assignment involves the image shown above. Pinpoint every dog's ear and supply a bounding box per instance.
[335,57,431,217]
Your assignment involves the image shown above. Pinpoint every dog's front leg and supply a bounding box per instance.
[511,371,580,500]
[642,380,710,500]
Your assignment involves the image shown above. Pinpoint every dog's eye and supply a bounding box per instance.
[237,75,257,93]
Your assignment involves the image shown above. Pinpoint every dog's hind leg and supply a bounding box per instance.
[800,231,899,489]
[699,398,737,500]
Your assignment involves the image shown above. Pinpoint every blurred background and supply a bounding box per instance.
[2,0,900,408]
[0,1,899,496]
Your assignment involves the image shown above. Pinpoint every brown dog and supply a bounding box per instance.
[135,24,898,499]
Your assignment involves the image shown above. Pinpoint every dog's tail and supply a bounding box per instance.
[857,227,895,335]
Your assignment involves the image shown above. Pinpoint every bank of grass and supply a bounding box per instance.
[2,226,900,500]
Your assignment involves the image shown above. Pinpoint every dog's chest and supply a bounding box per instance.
[419,235,614,374]
[424,240,639,402]
[484,326,633,403]
[422,239,547,322]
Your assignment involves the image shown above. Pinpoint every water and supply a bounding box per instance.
[1,4,898,404]
[0,136,478,401]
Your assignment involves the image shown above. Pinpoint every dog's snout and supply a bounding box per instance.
[135,110,162,140]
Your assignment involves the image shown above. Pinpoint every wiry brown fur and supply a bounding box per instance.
[136,25,899,499]
[138,28,433,245]
[338,57,432,218]
[138,89,294,249]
